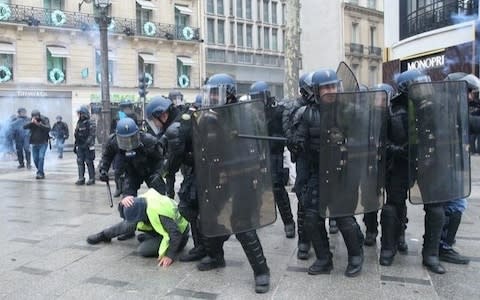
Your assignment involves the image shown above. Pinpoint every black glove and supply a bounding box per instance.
[99,170,109,182]
[73,145,77,154]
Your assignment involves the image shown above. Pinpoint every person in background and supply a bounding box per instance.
[23,109,50,179]
[50,115,69,159]
[11,108,31,169]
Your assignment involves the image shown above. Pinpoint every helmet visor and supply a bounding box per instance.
[116,133,140,151]
[203,85,228,107]
[313,81,343,103]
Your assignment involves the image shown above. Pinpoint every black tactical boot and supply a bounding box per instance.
[306,213,332,275]
[308,254,333,275]
[379,205,400,266]
[274,185,295,239]
[297,242,310,260]
[329,219,338,234]
[236,231,270,294]
[254,272,270,294]
[423,256,446,274]
[179,245,207,262]
[86,232,111,244]
[364,231,378,246]
[379,249,396,266]
[345,254,364,277]
[422,204,446,274]
[197,255,226,271]
[86,179,95,185]
[284,222,295,239]
[338,218,364,277]
[439,248,470,265]
[297,201,310,259]
[397,230,408,253]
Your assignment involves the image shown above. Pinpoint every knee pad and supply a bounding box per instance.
[76,158,84,165]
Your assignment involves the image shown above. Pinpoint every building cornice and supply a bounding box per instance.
[343,3,383,19]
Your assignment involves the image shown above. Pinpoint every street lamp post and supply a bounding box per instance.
[94,0,112,149]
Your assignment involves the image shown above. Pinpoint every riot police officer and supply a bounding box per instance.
[284,73,314,259]
[380,69,446,274]
[195,74,271,293]
[145,96,207,262]
[361,83,396,247]
[294,69,365,277]
[249,81,295,239]
[74,106,96,185]
[168,90,186,112]
[98,118,166,198]
[145,96,181,199]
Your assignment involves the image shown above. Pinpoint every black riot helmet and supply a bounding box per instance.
[168,90,184,107]
[311,68,342,103]
[445,72,480,92]
[203,73,237,107]
[395,69,431,94]
[76,105,90,119]
[299,72,314,102]
[116,117,140,151]
[249,81,274,106]
[145,96,173,121]
[371,83,396,99]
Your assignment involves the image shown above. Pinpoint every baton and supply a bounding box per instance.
[105,179,114,208]
[236,133,287,142]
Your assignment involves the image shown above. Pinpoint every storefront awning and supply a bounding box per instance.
[177,56,194,66]
[136,0,156,10]
[96,50,117,61]
[175,5,193,15]
[0,43,15,55]
[47,46,70,58]
[139,53,159,64]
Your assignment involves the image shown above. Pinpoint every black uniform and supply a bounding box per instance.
[380,92,445,273]
[266,99,294,235]
[164,107,206,260]
[74,115,96,183]
[99,132,165,196]
[295,101,364,276]
[283,96,311,255]
[195,105,270,288]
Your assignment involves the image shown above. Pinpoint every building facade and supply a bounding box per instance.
[204,0,286,97]
[383,0,479,86]
[0,0,203,144]
[300,0,384,87]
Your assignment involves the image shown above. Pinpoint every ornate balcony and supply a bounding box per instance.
[349,43,364,56]
[0,4,201,42]
[368,46,382,57]
[400,0,478,40]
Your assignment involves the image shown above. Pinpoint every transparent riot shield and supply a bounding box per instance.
[408,81,470,204]
[192,100,276,237]
[318,91,387,218]
[336,61,359,92]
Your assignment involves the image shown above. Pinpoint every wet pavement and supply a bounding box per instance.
[0,150,480,299]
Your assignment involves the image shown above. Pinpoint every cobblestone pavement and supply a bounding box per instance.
[0,150,479,299]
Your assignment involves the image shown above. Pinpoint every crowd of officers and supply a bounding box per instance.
[85,68,480,294]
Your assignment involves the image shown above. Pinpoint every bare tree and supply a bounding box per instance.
[284,0,300,100]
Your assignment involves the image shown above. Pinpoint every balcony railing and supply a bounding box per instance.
[0,4,201,42]
[349,43,364,56]
[368,46,381,57]
[400,0,478,40]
